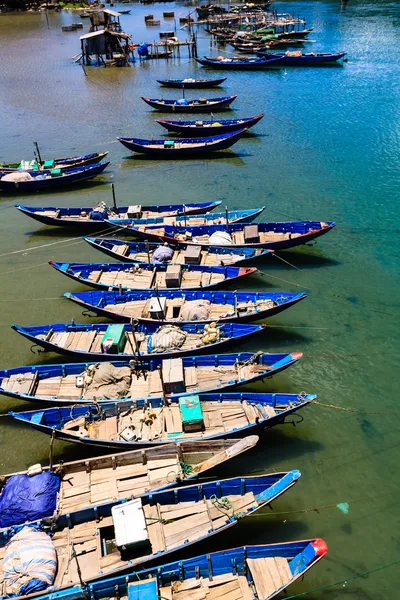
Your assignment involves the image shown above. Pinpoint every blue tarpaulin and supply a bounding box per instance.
[0,472,60,528]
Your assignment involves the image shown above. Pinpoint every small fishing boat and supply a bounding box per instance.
[0,437,258,528]
[256,50,347,65]
[0,162,109,193]
[0,352,303,404]
[157,77,227,88]
[49,260,258,291]
[12,322,265,361]
[15,200,221,228]
[120,220,337,250]
[11,392,312,447]
[64,289,307,324]
[19,540,327,600]
[8,392,312,446]
[119,8,131,13]
[196,56,283,69]
[0,151,108,172]
[83,236,272,265]
[118,130,246,157]
[0,474,300,600]
[157,113,264,135]
[141,95,237,112]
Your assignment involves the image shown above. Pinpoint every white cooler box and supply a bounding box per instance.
[112,499,150,551]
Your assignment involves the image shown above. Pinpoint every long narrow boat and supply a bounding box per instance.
[196,56,283,69]
[0,162,109,193]
[0,437,258,528]
[0,352,302,404]
[83,236,272,265]
[49,261,257,291]
[64,289,307,324]
[12,322,265,361]
[15,200,221,228]
[9,392,313,447]
[0,151,108,172]
[0,474,300,599]
[118,129,246,157]
[121,220,336,250]
[157,77,227,88]
[256,50,347,64]
[157,113,264,135]
[90,207,265,227]
[26,540,327,600]
[141,94,237,111]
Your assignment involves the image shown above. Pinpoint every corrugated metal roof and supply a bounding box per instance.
[98,8,122,17]
[80,29,131,40]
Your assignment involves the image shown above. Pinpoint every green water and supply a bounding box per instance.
[0,0,399,597]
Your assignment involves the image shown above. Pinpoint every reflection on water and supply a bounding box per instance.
[0,1,400,597]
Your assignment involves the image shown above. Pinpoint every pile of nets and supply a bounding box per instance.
[83,363,132,399]
[1,172,34,182]
[208,231,232,245]
[150,325,187,353]
[180,300,211,321]
[152,245,174,264]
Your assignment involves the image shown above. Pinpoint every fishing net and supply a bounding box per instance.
[208,231,233,245]
[150,325,187,353]
[180,300,211,321]
[83,363,132,399]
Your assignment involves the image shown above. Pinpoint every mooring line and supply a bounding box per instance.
[311,399,400,416]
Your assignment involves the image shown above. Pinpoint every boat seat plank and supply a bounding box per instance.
[144,504,166,553]
[247,556,292,599]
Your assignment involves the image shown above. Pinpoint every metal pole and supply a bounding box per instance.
[34,142,43,166]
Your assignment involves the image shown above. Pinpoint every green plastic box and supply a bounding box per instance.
[50,168,62,177]
[179,395,204,432]
[101,324,126,354]
[43,160,55,169]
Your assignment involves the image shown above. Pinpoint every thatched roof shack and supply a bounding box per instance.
[80,29,131,66]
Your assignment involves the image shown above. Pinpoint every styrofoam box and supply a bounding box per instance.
[112,498,149,549]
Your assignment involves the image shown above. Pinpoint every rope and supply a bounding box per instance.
[246,490,393,517]
[284,558,400,599]
[311,399,400,416]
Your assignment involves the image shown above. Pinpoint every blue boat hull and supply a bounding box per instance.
[157,113,264,135]
[10,393,312,447]
[118,129,246,156]
[83,236,272,265]
[157,77,227,88]
[196,56,283,69]
[15,200,222,228]
[1,353,303,405]
[256,51,347,65]
[64,289,307,324]
[34,541,327,600]
[0,162,109,193]
[142,94,237,111]
[12,322,265,361]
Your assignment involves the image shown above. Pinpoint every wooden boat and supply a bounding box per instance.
[0,437,258,528]
[20,539,327,600]
[119,8,131,13]
[113,207,264,226]
[12,322,265,361]
[157,113,264,135]
[83,236,272,265]
[118,130,246,157]
[120,220,337,250]
[15,200,221,229]
[196,56,283,69]
[0,474,300,599]
[157,77,227,88]
[49,261,257,291]
[141,95,237,112]
[0,162,109,193]
[0,352,303,404]
[64,289,307,324]
[0,151,108,172]
[146,51,174,59]
[256,50,347,65]
[9,392,313,446]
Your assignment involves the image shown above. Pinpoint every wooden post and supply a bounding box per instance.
[146,240,151,264]
[131,318,147,380]
[34,142,43,166]
[111,183,118,212]
[225,205,229,230]
[183,205,187,226]
[154,285,164,321]
[49,427,56,471]
[158,365,168,406]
